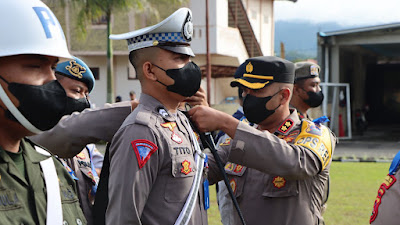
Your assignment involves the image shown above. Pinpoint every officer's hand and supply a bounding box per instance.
[188,106,239,138]
[184,87,208,107]
[188,106,221,132]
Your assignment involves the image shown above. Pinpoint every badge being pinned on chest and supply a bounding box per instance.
[161,122,183,144]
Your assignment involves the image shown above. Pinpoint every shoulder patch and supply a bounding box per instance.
[224,162,246,176]
[278,119,294,134]
[131,139,158,169]
[294,120,332,170]
[370,174,397,223]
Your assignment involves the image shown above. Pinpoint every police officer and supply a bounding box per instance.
[370,150,400,225]
[0,0,86,224]
[291,61,324,120]
[34,57,100,225]
[291,61,331,215]
[214,62,248,225]
[189,56,336,225]
[102,8,208,225]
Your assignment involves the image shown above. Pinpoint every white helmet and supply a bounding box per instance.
[0,0,72,59]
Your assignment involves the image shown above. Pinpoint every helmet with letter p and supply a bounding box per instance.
[0,0,71,59]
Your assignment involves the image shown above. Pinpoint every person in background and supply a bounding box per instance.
[0,0,86,224]
[33,57,101,225]
[115,96,122,102]
[129,90,136,100]
[290,61,324,120]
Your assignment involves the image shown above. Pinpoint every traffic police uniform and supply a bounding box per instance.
[370,150,400,225]
[103,8,208,225]
[208,57,337,225]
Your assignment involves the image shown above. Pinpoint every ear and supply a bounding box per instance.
[142,61,157,81]
[279,88,291,105]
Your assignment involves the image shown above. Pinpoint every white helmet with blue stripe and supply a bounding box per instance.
[110,8,194,57]
[0,0,72,59]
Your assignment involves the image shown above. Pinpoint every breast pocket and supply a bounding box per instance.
[262,175,299,198]
[0,188,22,211]
[165,155,196,203]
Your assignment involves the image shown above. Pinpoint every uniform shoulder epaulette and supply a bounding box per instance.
[294,120,333,171]
[133,108,152,126]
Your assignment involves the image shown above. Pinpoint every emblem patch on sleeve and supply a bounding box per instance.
[294,120,332,170]
[131,139,158,169]
[181,160,192,175]
[370,174,397,223]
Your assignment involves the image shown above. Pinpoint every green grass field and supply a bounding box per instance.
[207,162,390,225]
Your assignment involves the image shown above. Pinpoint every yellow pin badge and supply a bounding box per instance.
[65,60,86,79]
[246,62,253,73]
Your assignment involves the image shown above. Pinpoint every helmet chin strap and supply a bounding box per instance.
[0,84,42,134]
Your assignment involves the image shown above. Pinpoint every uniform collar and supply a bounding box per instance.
[139,93,176,121]
[274,109,300,135]
[22,138,50,163]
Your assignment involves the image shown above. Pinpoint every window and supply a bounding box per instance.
[90,67,100,80]
[92,15,107,25]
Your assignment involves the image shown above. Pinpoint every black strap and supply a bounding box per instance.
[92,142,111,225]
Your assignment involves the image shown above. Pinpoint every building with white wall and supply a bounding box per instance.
[49,0,296,107]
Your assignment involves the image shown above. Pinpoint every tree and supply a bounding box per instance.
[74,0,144,103]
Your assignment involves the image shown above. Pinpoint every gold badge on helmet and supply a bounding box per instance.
[246,62,253,73]
[65,60,86,79]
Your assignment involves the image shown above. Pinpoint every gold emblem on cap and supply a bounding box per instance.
[153,40,159,46]
[246,62,253,73]
[65,60,86,79]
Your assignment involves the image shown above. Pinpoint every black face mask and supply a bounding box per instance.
[153,62,202,97]
[65,96,91,115]
[0,76,90,132]
[303,90,324,108]
[243,90,281,124]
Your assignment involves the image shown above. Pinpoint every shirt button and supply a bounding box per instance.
[63,221,68,225]
[76,218,82,225]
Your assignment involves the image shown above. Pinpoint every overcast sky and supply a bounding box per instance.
[274,0,400,27]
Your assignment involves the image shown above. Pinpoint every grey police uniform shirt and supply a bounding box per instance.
[106,93,208,225]
[207,109,336,225]
[63,147,100,225]
[370,159,400,225]
[30,101,132,158]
